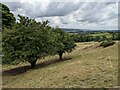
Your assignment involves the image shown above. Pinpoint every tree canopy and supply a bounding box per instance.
[2,15,55,68]
[2,15,76,68]
[53,28,76,60]
[2,3,76,68]
[0,3,15,29]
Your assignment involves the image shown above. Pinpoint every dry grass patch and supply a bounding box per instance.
[2,41,118,88]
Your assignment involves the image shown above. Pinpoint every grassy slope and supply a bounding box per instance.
[2,41,118,88]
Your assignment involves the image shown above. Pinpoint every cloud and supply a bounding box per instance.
[4,2,82,18]
[2,1,118,30]
[76,2,118,23]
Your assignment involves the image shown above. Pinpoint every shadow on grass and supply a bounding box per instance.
[2,57,72,76]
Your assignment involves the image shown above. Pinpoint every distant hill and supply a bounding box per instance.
[61,28,119,33]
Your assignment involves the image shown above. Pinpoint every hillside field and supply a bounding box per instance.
[2,41,119,88]
[90,32,112,38]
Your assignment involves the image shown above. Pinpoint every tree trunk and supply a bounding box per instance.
[30,59,37,69]
[59,52,63,60]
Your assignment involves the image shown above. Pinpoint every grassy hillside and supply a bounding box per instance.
[2,41,118,88]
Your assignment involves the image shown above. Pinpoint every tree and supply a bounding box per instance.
[112,32,120,40]
[99,35,107,42]
[94,36,101,41]
[53,28,76,60]
[0,3,15,29]
[2,15,54,68]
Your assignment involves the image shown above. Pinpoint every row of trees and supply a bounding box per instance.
[71,32,120,48]
[71,34,108,42]
[2,15,76,68]
[1,3,76,68]
[71,32,120,43]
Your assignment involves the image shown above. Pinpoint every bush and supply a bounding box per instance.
[100,39,115,47]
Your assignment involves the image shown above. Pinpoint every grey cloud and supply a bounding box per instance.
[4,2,82,18]
[41,2,82,17]
[2,2,22,11]
[76,2,117,23]
[1,1,118,30]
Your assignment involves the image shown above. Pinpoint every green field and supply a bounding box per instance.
[90,32,112,38]
[2,41,118,88]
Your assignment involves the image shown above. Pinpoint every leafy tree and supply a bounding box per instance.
[112,32,120,40]
[2,15,54,68]
[94,36,101,41]
[101,35,107,40]
[53,28,76,60]
[70,34,80,42]
[0,3,15,29]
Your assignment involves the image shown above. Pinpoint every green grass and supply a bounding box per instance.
[90,32,112,38]
[2,41,118,88]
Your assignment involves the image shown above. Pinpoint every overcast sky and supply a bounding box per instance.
[2,0,119,30]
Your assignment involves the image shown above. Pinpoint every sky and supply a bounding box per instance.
[1,0,119,30]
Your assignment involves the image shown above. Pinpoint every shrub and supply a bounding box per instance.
[100,39,115,47]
